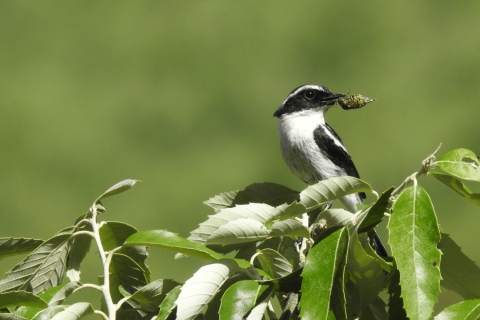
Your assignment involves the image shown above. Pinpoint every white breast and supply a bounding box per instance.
[277,109,342,183]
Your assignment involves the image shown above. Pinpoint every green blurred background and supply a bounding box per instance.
[1,1,480,314]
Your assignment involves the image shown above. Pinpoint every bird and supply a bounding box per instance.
[273,84,388,258]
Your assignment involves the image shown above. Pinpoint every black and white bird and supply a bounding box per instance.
[273,84,388,257]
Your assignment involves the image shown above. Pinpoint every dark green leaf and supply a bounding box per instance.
[0,238,44,261]
[256,249,293,279]
[100,221,149,278]
[129,279,181,311]
[360,297,388,320]
[260,267,303,293]
[0,228,73,294]
[358,187,394,234]
[429,172,480,207]
[66,224,93,282]
[157,285,181,320]
[204,183,299,213]
[0,291,48,309]
[95,179,140,203]
[438,233,480,299]
[218,280,259,320]
[268,176,372,221]
[387,185,441,320]
[300,227,349,320]
[49,302,94,320]
[434,299,480,320]
[387,269,408,320]
[103,253,149,304]
[436,148,480,181]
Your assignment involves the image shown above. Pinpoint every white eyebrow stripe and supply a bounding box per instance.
[281,84,325,106]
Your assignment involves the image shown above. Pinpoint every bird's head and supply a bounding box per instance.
[273,84,346,118]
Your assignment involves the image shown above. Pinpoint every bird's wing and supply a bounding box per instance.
[313,123,366,200]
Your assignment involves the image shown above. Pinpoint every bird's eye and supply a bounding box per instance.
[304,90,315,100]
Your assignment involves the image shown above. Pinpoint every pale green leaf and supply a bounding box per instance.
[438,233,480,299]
[387,185,441,320]
[270,219,310,239]
[0,228,73,294]
[315,208,354,228]
[245,300,268,320]
[49,302,94,320]
[157,285,181,320]
[31,306,68,320]
[434,299,480,320]
[188,203,276,245]
[0,238,44,261]
[436,148,480,181]
[0,291,47,309]
[300,227,349,320]
[95,179,140,203]
[204,273,248,319]
[255,249,293,279]
[268,176,371,221]
[0,315,28,320]
[204,182,299,213]
[206,218,270,245]
[430,172,480,207]
[219,280,259,320]
[175,259,239,320]
[66,225,92,282]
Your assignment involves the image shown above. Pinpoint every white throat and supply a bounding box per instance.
[277,109,326,145]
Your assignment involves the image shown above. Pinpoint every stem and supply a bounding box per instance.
[72,283,103,294]
[90,203,116,320]
[94,310,110,320]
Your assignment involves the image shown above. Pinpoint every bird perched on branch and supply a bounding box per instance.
[273,84,388,257]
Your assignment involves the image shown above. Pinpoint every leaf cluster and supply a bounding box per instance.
[1,149,480,320]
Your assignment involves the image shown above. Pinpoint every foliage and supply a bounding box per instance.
[1,148,480,319]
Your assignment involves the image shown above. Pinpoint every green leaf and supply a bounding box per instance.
[31,306,68,320]
[49,302,94,320]
[387,185,441,320]
[0,291,48,309]
[438,233,480,299]
[268,176,372,221]
[360,297,388,320]
[429,172,480,207]
[436,148,480,181]
[270,219,311,239]
[188,203,276,245]
[434,299,480,320]
[300,227,349,320]
[0,228,73,294]
[103,253,149,304]
[0,238,44,261]
[0,315,28,320]
[129,279,181,312]
[387,269,408,320]
[95,179,140,203]
[66,225,93,282]
[175,259,239,320]
[315,208,354,228]
[260,267,303,293]
[48,282,82,306]
[124,229,224,261]
[255,249,293,279]
[358,187,394,234]
[204,273,248,320]
[157,285,181,320]
[204,182,299,213]
[218,280,260,320]
[206,218,270,245]
[100,221,149,277]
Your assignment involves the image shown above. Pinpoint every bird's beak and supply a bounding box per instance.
[324,93,347,102]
